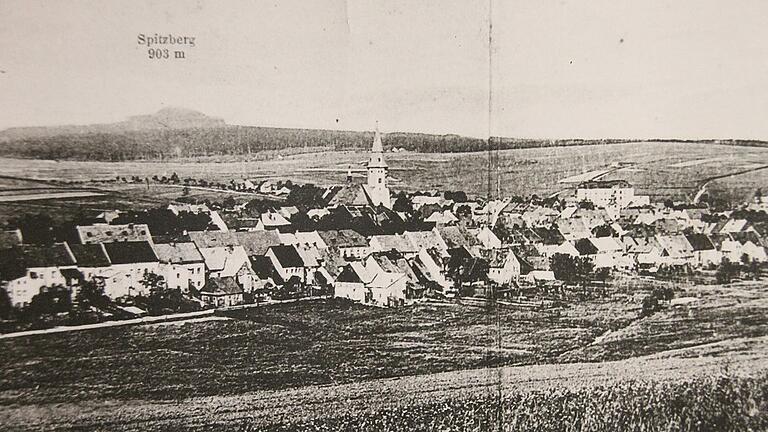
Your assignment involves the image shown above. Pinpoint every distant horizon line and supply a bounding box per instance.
[2,107,768,144]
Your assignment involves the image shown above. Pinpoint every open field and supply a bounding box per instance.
[1,281,767,421]
[0,336,766,431]
[1,141,767,204]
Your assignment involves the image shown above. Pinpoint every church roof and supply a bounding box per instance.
[367,127,388,168]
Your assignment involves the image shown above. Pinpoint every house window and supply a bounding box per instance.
[86,232,93,237]
[30,272,38,279]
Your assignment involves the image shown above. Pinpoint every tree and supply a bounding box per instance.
[444,190,468,202]
[592,224,616,238]
[28,285,71,317]
[75,279,108,309]
[549,253,595,286]
[392,194,414,214]
[550,253,578,283]
[715,258,736,285]
[0,288,13,320]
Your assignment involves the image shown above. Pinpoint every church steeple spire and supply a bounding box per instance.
[368,121,387,169]
[365,122,391,208]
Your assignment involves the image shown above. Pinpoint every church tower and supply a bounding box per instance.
[365,123,391,208]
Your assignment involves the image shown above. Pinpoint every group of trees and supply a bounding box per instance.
[715,255,762,284]
[549,253,608,286]
[112,208,216,236]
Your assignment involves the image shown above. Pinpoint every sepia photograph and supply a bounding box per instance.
[1,0,767,430]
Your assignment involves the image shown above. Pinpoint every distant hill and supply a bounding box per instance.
[0,108,766,161]
[0,107,225,141]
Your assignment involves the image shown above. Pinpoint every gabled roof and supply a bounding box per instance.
[684,233,715,251]
[317,229,368,248]
[103,241,158,265]
[532,227,565,245]
[656,235,693,256]
[188,231,240,249]
[69,243,111,267]
[573,238,598,255]
[405,230,449,254]
[483,248,518,268]
[370,234,416,253]
[235,230,281,256]
[295,231,326,248]
[76,223,152,244]
[268,245,305,268]
[437,226,480,250]
[729,231,763,246]
[0,243,76,281]
[260,211,291,227]
[337,262,374,284]
[153,242,204,264]
[250,255,277,279]
[199,245,250,276]
[589,237,623,253]
[202,276,243,295]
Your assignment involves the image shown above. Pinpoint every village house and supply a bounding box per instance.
[317,229,370,260]
[76,223,152,244]
[234,230,282,257]
[474,227,502,250]
[412,247,452,292]
[334,262,374,303]
[576,180,637,209]
[655,235,695,267]
[404,230,450,256]
[684,233,721,267]
[198,244,255,292]
[363,252,421,306]
[720,232,768,263]
[437,226,482,256]
[200,276,243,307]
[369,234,418,257]
[424,209,459,226]
[485,248,522,285]
[255,211,292,232]
[69,243,115,292]
[623,236,665,271]
[101,241,160,298]
[153,242,206,291]
[0,243,77,307]
[266,245,307,283]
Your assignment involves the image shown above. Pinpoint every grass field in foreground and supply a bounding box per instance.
[1,336,766,432]
[2,281,767,408]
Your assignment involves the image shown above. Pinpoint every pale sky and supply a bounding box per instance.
[1,0,767,139]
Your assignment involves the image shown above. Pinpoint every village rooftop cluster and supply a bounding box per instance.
[1,129,768,330]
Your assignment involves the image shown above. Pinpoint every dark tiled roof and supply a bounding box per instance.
[103,241,158,264]
[574,238,598,255]
[269,245,304,268]
[0,243,76,281]
[250,255,276,279]
[685,233,715,251]
[202,276,243,295]
[70,244,111,267]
